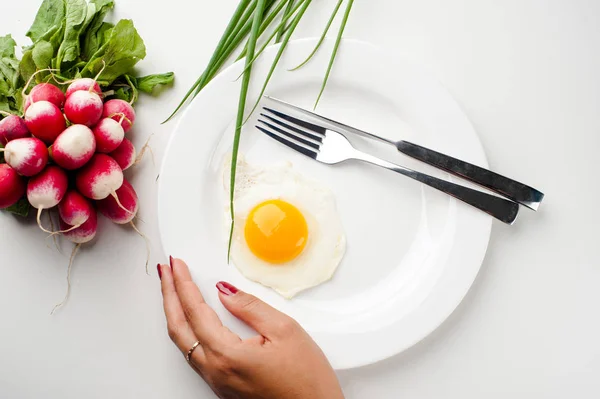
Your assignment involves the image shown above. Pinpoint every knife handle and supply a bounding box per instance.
[396,141,544,211]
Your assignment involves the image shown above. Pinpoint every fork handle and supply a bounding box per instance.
[354,152,519,224]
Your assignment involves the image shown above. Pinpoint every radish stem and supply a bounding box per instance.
[125,75,138,105]
[107,112,133,127]
[22,68,60,97]
[92,60,107,83]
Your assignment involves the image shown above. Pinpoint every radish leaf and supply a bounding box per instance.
[0,35,22,114]
[4,198,31,218]
[26,0,66,44]
[83,19,146,84]
[55,0,88,66]
[82,0,115,59]
[136,73,175,94]
[32,41,53,69]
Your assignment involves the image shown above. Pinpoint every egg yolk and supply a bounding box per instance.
[244,199,308,264]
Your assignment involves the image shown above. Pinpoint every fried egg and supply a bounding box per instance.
[223,157,346,298]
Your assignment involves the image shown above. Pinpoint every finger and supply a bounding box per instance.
[216,281,298,340]
[170,257,228,348]
[159,263,206,365]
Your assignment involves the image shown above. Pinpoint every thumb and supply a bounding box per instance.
[216,281,295,339]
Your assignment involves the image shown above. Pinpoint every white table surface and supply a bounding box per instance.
[1,0,599,398]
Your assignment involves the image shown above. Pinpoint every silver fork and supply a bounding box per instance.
[256,107,520,224]
[264,96,544,211]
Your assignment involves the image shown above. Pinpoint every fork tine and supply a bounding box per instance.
[262,107,327,136]
[260,113,324,143]
[260,113,324,146]
[258,119,320,150]
[256,125,318,160]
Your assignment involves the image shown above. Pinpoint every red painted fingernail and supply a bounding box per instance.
[169,256,174,269]
[216,281,239,296]
[157,264,162,280]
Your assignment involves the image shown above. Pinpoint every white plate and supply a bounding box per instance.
[158,39,492,370]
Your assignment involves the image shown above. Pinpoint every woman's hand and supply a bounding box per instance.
[158,257,345,399]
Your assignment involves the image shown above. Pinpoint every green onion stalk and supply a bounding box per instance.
[166,0,355,256]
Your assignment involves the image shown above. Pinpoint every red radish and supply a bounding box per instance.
[24,101,66,144]
[64,90,103,127]
[66,78,102,98]
[109,138,136,170]
[60,208,98,244]
[97,178,138,224]
[58,190,93,229]
[92,118,124,153]
[103,99,135,133]
[50,125,96,170]
[0,115,29,144]
[96,176,149,272]
[27,166,68,233]
[0,164,26,208]
[1,137,48,176]
[75,153,124,200]
[23,83,66,112]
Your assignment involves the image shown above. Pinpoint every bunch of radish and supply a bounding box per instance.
[0,72,148,311]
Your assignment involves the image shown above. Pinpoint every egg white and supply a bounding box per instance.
[223,157,346,298]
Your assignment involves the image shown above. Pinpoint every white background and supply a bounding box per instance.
[1,0,599,398]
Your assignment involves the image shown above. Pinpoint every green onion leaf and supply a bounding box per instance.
[314,0,354,109]
[289,0,343,71]
[243,0,312,124]
[236,0,291,61]
[193,0,278,97]
[228,0,268,261]
[275,0,294,43]
[235,0,308,81]
[163,0,252,123]
[227,0,258,47]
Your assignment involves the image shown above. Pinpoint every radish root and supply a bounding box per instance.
[130,220,150,275]
[44,211,55,250]
[36,208,56,234]
[133,133,155,167]
[110,191,134,215]
[46,211,63,254]
[50,244,80,315]
[47,222,84,236]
